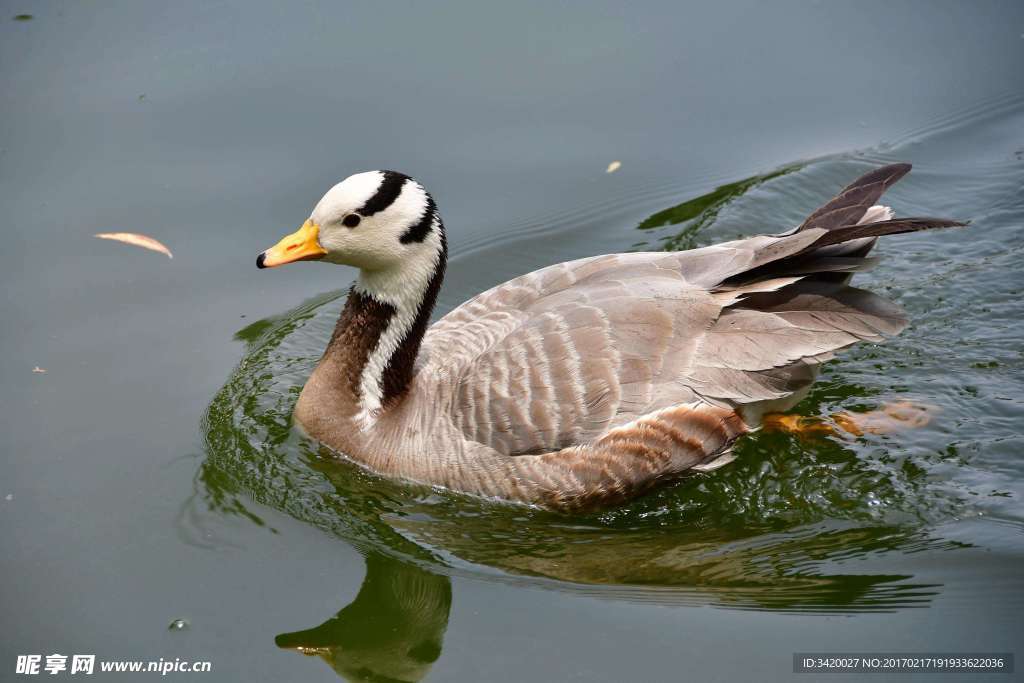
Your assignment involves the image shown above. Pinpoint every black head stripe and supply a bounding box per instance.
[400,194,438,244]
[357,170,408,216]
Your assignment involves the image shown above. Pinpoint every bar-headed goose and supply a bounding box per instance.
[257,164,963,511]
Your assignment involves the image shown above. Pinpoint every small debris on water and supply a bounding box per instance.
[5,494,12,501]
[606,160,622,174]
[32,366,46,374]
[168,619,189,631]
[12,14,33,21]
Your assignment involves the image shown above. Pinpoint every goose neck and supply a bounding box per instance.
[323,235,447,420]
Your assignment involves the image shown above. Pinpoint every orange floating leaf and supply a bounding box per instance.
[94,232,173,258]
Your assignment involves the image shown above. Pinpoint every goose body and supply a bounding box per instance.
[258,164,963,510]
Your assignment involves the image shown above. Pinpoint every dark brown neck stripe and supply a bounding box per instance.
[323,227,448,410]
[380,232,447,406]
[325,289,395,402]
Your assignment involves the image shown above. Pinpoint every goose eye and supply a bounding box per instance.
[342,214,361,228]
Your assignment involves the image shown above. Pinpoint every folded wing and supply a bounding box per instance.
[423,163,964,457]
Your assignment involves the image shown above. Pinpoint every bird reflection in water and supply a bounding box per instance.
[275,553,451,683]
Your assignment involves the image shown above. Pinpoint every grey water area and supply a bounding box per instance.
[2,2,1023,681]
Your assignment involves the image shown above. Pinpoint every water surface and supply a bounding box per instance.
[2,2,1023,681]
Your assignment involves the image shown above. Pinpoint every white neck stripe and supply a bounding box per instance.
[354,221,443,423]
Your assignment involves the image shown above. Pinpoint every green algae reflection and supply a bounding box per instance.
[637,163,802,251]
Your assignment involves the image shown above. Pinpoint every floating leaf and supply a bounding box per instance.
[606,160,622,174]
[95,232,173,258]
[31,366,46,374]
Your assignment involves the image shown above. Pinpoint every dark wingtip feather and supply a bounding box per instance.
[803,216,968,252]
[845,162,912,190]
[866,216,968,229]
[885,161,912,179]
[799,162,914,232]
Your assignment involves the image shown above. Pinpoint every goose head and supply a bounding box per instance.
[257,170,442,272]
[257,170,448,419]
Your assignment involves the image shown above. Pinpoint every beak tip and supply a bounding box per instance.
[256,252,267,269]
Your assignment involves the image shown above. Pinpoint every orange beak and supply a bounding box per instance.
[257,220,328,269]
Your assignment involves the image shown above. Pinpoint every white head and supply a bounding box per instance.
[258,171,448,419]
[257,170,444,274]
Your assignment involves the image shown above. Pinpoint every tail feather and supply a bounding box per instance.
[810,204,892,260]
[726,216,965,288]
[798,163,912,231]
[715,163,966,290]
[798,217,967,254]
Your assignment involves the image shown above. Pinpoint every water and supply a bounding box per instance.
[2,2,1023,681]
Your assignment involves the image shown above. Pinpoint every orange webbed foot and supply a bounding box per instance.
[763,401,938,439]
[762,413,838,439]
[832,400,938,436]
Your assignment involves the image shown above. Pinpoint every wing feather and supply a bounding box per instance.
[424,258,721,455]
